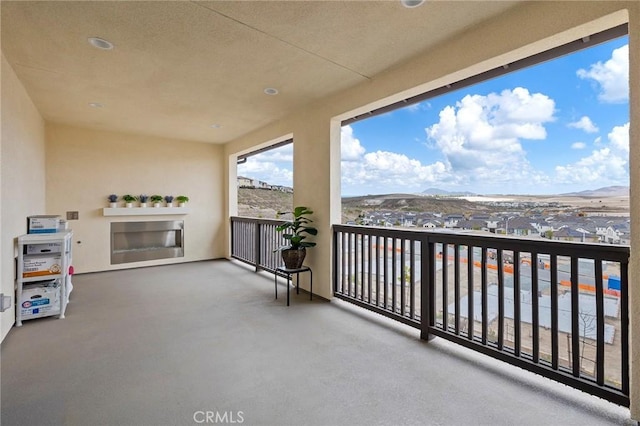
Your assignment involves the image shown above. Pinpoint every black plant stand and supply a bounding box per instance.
[274,266,312,306]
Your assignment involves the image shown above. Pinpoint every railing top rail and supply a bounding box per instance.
[230,216,283,226]
[333,224,428,239]
[332,224,629,261]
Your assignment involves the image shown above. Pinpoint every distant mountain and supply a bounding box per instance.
[562,186,629,197]
[422,188,476,196]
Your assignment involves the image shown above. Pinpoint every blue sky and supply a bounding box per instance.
[239,36,629,196]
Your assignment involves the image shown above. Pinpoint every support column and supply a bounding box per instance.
[628,4,640,421]
[290,117,341,299]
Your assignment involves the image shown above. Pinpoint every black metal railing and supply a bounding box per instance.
[333,224,630,406]
[230,216,284,273]
[332,227,423,329]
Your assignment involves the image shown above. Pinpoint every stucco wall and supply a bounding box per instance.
[628,3,639,421]
[0,54,46,340]
[45,123,226,273]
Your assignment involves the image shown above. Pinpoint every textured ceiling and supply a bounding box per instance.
[1,1,521,144]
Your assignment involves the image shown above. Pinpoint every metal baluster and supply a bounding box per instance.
[595,258,604,385]
[497,249,504,350]
[531,252,539,363]
[481,247,487,344]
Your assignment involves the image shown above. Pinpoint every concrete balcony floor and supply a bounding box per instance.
[1,260,632,425]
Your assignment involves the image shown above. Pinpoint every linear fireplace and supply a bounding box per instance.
[110,220,184,264]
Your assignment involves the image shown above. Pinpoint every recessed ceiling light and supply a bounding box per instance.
[89,102,104,108]
[210,124,222,129]
[88,37,114,50]
[401,0,426,8]
[264,88,279,96]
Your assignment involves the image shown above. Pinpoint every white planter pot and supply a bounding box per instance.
[109,202,117,208]
[126,203,133,208]
[140,202,147,208]
[179,202,186,208]
[166,203,173,208]
[154,203,161,208]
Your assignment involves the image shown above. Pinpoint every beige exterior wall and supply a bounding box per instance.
[223,1,638,417]
[628,3,639,421]
[45,123,226,274]
[0,54,46,340]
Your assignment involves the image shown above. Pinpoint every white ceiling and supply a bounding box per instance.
[1,1,521,144]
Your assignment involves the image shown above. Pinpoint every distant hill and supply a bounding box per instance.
[562,186,629,197]
[238,188,495,221]
[422,187,476,196]
[237,187,293,218]
[238,183,629,221]
[342,193,493,221]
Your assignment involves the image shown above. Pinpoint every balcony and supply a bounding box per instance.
[232,217,630,407]
[1,258,630,425]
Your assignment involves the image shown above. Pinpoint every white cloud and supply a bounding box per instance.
[577,44,629,103]
[341,151,448,193]
[405,101,431,113]
[568,116,599,133]
[238,144,294,186]
[248,145,293,163]
[554,122,629,185]
[555,147,627,184]
[426,88,555,177]
[341,125,449,192]
[341,125,366,161]
[238,157,293,186]
[608,122,629,153]
[571,142,586,150]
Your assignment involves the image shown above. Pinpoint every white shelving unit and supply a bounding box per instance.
[15,230,73,326]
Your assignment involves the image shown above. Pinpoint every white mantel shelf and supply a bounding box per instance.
[103,207,191,216]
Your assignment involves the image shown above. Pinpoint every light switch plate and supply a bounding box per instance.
[0,293,11,312]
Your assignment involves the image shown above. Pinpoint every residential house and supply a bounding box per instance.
[553,226,587,242]
[456,219,489,232]
[237,176,254,187]
[444,214,465,228]
[422,220,442,229]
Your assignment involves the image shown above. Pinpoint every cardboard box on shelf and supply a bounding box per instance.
[27,215,61,234]
[22,255,62,278]
[24,242,64,255]
[20,280,60,320]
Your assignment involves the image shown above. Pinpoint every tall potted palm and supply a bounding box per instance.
[275,206,318,269]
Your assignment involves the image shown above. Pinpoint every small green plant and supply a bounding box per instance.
[274,206,318,251]
[176,195,189,203]
[122,194,137,203]
[150,195,163,203]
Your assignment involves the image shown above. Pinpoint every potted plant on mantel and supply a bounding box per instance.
[139,194,149,208]
[108,194,118,208]
[122,194,137,208]
[165,195,174,207]
[176,195,189,207]
[274,206,318,269]
[150,194,163,207]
